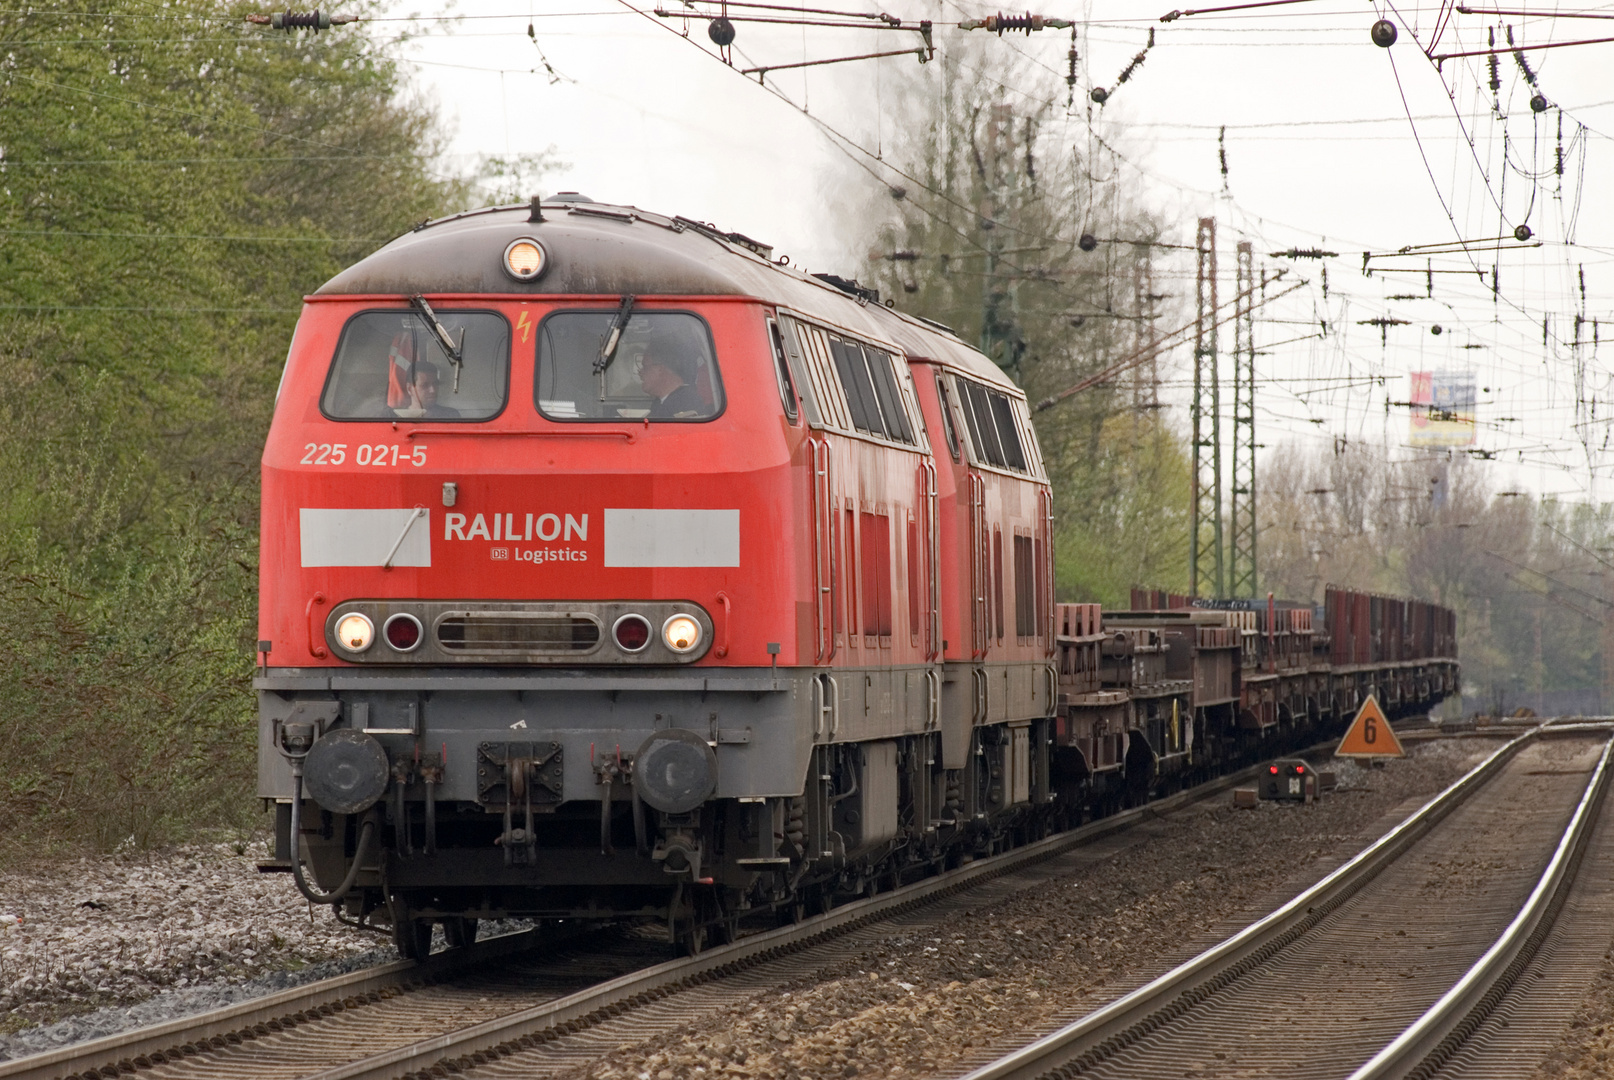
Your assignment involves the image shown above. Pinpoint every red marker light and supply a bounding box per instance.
[1269,765,1279,774]
[1295,765,1306,774]
[384,613,422,651]
[613,613,652,652]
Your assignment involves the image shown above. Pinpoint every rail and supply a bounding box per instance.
[0,926,558,1080]
[1348,728,1614,1080]
[957,720,1611,1080]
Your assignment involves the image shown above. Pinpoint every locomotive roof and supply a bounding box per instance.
[315,198,1020,393]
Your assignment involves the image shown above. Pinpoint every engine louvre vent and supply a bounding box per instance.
[436,611,601,653]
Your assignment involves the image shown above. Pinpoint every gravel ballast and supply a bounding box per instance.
[0,840,385,1060]
[1531,961,1614,1080]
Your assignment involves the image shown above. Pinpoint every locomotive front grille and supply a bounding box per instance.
[436,611,602,653]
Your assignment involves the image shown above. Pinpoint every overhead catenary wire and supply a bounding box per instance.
[16,0,1609,495]
[603,0,1189,323]
[1035,278,1308,412]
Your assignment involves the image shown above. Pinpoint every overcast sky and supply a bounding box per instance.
[375,0,1614,502]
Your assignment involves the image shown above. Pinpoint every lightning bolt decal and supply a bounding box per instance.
[517,310,532,344]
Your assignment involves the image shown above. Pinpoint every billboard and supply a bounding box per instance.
[1409,370,1476,447]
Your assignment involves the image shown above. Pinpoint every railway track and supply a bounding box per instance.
[0,750,1301,1080]
[958,720,1614,1080]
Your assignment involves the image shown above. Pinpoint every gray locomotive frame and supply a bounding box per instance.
[257,656,1039,807]
[258,666,815,808]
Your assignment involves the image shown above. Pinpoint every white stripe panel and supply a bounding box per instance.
[604,509,739,567]
[300,508,432,568]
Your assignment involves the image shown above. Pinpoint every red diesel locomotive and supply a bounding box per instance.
[259,195,1061,953]
[258,195,1458,955]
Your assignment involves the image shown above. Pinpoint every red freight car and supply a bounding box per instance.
[1102,589,1459,788]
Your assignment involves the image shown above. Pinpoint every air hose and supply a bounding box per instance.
[289,765,375,905]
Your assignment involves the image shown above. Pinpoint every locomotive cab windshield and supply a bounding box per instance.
[537,309,722,421]
[321,309,511,421]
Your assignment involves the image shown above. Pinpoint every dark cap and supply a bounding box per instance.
[644,341,698,385]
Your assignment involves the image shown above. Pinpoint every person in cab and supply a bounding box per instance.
[636,344,703,418]
[406,362,460,419]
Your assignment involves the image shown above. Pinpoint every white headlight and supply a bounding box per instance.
[335,613,375,653]
[662,614,702,654]
[503,237,547,282]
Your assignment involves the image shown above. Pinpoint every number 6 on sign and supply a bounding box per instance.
[1336,694,1404,759]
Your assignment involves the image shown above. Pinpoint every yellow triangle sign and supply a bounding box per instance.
[1336,694,1404,758]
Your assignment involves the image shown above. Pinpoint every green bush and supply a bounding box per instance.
[0,0,466,856]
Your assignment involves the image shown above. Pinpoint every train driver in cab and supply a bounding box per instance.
[405,361,459,419]
[635,342,703,419]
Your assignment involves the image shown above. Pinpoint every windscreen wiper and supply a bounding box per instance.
[409,294,465,391]
[593,293,636,376]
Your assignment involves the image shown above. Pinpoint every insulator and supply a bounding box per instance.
[256,10,353,31]
[1370,19,1397,47]
[1117,49,1148,84]
[707,16,736,45]
[961,11,1069,31]
[1487,53,1500,93]
[984,12,1035,34]
[1513,46,1537,85]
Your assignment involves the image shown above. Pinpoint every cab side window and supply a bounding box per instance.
[768,319,799,422]
[321,310,510,422]
[935,374,962,463]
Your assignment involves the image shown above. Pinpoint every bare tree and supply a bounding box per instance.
[1261,440,1608,713]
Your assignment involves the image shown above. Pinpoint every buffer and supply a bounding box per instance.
[1335,694,1403,758]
